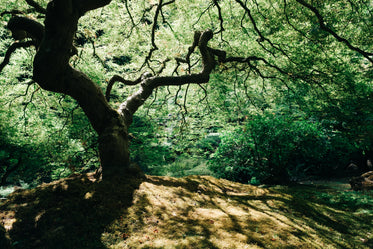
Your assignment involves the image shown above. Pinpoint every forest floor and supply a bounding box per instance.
[0,173,372,249]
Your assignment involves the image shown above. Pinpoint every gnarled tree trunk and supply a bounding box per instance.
[2,0,227,181]
[32,0,130,178]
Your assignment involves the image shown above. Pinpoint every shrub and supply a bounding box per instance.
[209,112,355,184]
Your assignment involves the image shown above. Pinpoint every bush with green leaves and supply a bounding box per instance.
[209,112,356,184]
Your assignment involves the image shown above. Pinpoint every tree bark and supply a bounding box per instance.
[97,113,130,178]
[32,0,130,178]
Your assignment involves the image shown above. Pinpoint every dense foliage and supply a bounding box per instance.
[209,112,356,184]
[0,0,372,186]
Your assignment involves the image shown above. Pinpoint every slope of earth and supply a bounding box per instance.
[0,173,372,249]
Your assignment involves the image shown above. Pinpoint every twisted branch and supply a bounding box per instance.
[7,16,44,45]
[105,75,142,102]
[25,0,46,14]
[118,30,214,125]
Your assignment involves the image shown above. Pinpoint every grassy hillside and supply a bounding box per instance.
[0,174,372,249]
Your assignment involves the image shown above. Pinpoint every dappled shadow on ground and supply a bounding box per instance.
[0,174,372,248]
[0,173,143,249]
[117,175,373,249]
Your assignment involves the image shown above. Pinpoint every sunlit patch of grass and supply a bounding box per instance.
[100,176,372,249]
[0,174,372,248]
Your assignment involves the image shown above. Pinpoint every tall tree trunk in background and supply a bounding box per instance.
[32,0,130,178]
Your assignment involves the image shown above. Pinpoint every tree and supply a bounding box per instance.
[1,0,372,180]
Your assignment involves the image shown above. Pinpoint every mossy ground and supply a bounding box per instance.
[0,174,372,248]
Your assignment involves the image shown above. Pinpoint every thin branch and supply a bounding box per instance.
[0,41,35,73]
[235,0,295,61]
[183,83,190,114]
[105,75,142,102]
[106,57,170,102]
[156,58,170,75]
[213,0,225,37]
[234,1,274,48]
[21,85,40,133]
[174,85,187,128]
[125,0,136,26]
[144,87,158,116]
[175,30,201,72]
[150,0,162,50]
[193,2,212,27]
[1,10,25,16]
[296,0,373,63]
[283,0,319,46]
[123,0,136,37]
[141,0,163,69]
[212,49,288,75]
[89,38,110,70]
[5,81,35,110]
[162,0,175,7]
